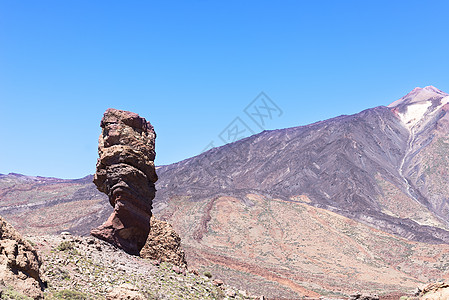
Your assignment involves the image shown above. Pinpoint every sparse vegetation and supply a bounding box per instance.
[203,271,212,278]
[46,289,87,300]
[33,235,253,300]
[57,241,74,251]
[0,286,33,300]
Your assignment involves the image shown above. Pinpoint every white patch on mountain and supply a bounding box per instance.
[389,86,449,129]
[398,101,432,129]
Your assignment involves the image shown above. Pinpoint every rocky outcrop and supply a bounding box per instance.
[349,293,379,300]
[0,216,45,299]
[140,218,187,268]
[106,283,146,300]
[91,108,158,255]
[418,281,449,299]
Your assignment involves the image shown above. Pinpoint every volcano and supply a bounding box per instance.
[2,86,449,298]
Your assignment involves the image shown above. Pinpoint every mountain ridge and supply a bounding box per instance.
[154,101,449,243]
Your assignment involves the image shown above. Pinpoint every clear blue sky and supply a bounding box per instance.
[1,1,448,179]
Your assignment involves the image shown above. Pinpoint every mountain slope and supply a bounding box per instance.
[150,86,449,297]
[155,87,449,244]
[0,173,109,236]
[389,86,449,224]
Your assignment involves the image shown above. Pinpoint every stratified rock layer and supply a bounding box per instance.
[0,216,45,299]
[140,218,187,268]
[91,108,157,255]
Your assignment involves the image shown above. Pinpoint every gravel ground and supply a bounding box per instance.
[28,234,258,300]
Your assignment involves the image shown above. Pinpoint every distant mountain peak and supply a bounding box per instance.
[388,86,448,108]
[388,86,449,129]
[423,85,447,94]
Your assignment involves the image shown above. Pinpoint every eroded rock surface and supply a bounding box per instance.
[0,216,45,299]
[91,108,157,255]
[419,281,449,299]
[140,218,187,268]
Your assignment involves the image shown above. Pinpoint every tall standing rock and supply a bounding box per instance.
[91,108,158,255]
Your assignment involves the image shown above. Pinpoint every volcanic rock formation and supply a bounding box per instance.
[140,217,187,267]
[91,108,157,255]
[0,216,45,299]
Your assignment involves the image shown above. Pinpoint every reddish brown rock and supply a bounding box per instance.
[91,108,157,255]
[140,218,187,267]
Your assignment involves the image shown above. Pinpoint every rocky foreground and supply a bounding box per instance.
[22,233,258,300]
[0,213,255,300]
[5,231,448,300]
[1,213,447,300]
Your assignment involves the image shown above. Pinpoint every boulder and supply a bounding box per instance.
[0,216,45,299]
[419,281,449,299]
[106,283,145,300]
[140,218,187,268]
[91,108,157,255]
